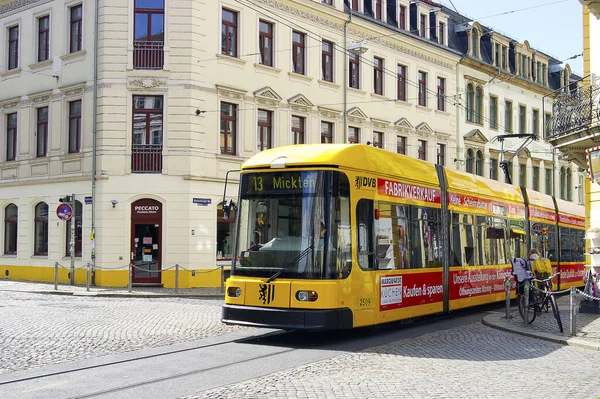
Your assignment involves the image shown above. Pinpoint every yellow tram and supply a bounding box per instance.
[222,144,585,330]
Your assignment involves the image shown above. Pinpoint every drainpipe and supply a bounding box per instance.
[91,0,99,284]
[343,13,352,142]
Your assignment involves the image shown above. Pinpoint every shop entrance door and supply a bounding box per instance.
[131,199,162,284]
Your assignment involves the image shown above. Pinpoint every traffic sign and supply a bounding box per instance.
[57,204,73,221]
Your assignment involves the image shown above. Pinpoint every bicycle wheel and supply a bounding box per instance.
[518,294,536,324]
[548,294,563,333]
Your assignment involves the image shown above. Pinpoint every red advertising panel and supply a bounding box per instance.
[449,267,513,301]
[559,264,586,284]
[380,271,443,311]
[377,178,441,205]
[558,214,585,228]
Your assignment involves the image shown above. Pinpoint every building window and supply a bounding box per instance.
[68,100,82,153]
[292,31,306,74]
[373,132,383,148]
[134,0,164,70]
[489,96,497,129]
[541,64,547,85]
[322,40,333,82]
[258,109,272,151]
[322,0,333,5]
[533,166,540,191]
[351,0,359,11]
[397,135,406,155]
[532,109,539,137]
[494,43,500,67]
[222,8,238,57]
[490,158,498,180]
[375,0,382,20]
[418,140,427,160]
[65,200,82,257]
[259,20,273,67]
[38,16,50,62]
[471,29,478,57]
[544,113,551,137]
[349,54,360,89]
[437,143,445,166]
[69,4,83,53]
[399,5,406,30]
[519,105,526,134]
[132,95,163,173]
[475,151,483,176]
[220,102,237,155]
[6,113,17,162]
[321,121,333,143]
[292,115,305,144]
[438,22,445,45]
[505,101,513,133]
[397,64,407,101]
[34,202,48,256]
[519,164,526,187]
[437,77,445,111]
[8,26,19,70]
[418,71,427,107]
[348,126,360,143]
[566,168,572,201]
[466,149,474,173]
[466,83,474,122]
[545,168,552,195]
[420,14,427,37]
[501,46,507,69]
[4,204,17,255]
[36,107,48,158]
[374,57,383,95]
[475,87,482,124]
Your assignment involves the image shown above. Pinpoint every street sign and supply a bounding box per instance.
[57,204,73,221]
[193,198,211,206]
[85,196,92,205]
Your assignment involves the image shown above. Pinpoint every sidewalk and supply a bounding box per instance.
[483,294,600,351]
[0,278,224,298]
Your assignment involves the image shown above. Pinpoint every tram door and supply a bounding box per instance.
[131,199,162,284]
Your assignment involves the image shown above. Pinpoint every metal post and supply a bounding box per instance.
[70,194,75,286]
[128,263,132,293]
[175,264,179,293]
[505,277,511,319]
[570,286,577,337]
[54,262,58,290]
[524,282,530,326]
[221,264,225,294]
[86,262,90,292]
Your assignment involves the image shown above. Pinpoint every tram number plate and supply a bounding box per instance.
[358,297,373,307]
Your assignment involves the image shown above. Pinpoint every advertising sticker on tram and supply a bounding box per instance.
[380,272,443,311]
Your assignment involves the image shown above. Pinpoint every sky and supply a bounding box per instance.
[437,0,584,75]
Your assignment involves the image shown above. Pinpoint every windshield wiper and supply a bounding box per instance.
[266,245,314,283]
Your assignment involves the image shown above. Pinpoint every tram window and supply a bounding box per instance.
[482,217,508,265]
[559,226,585,262]
[357,199,375,270]
[451,213,461,266]
[450,213,477,266]
[375,203,398,270]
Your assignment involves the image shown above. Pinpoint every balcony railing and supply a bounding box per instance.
[551,84,600,137]
[132,144,162,173]
[133,41,164,70]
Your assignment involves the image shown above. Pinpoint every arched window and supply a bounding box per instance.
[475,151,483,176]
[4,204,17,255]
[559,167,566,200]
[566,168,572,201]
[465,149,474,173]
[475,86,483,124]
[466,84,474,122]
[34,202,48,256]
[65,201,83,257]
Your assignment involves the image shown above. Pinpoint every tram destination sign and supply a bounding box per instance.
[243,171,318,195]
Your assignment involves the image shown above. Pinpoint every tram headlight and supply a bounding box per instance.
[227,286,242,298]
[296,290,318,302]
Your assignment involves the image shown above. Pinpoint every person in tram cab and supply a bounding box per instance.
[528,248,552,289]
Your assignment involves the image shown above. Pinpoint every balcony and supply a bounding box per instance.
[132,144,162,173]
[546,83,600,169]
[133,41,164,70]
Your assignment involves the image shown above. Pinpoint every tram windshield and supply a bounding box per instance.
[232,170,351,280]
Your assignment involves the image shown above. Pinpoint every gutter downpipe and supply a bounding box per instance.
[91,0,99,284]
[344,12,352,141]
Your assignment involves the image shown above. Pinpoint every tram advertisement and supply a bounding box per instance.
[380,271,443,311]
[449,267,512,300]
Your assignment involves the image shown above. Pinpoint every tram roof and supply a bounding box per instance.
[241,144,440,186]
[525,189,556,211]
[444,168,524,203]
[555,197,585,218]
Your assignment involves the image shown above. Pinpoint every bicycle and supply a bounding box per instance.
[516,272,563,333]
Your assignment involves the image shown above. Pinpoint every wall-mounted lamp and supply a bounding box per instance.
[453,158,465,165]
[347,42,369,55]
[110,199,118,208]
[195,109,205,116]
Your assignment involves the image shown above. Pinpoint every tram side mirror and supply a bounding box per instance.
[222,199,233,219]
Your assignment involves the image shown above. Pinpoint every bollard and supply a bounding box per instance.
[221,264,225,294]
[128,263,133,293]
[523,282,530,326]
[54,262,59,290]
[86,262,90,292]
[175,264,179,293]
[505,277,511,319]
[570,286,577,337]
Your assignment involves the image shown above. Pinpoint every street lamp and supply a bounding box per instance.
[586,146,600,185]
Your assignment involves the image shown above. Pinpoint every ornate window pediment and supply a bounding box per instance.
[318,106,340,119]
[371,118,390,130]
[288,94,313,114]
[347,107,368,124]
[394,117,413,132]
[415,122,433,137]
[254,86,282,107]
[463,128,488,144]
